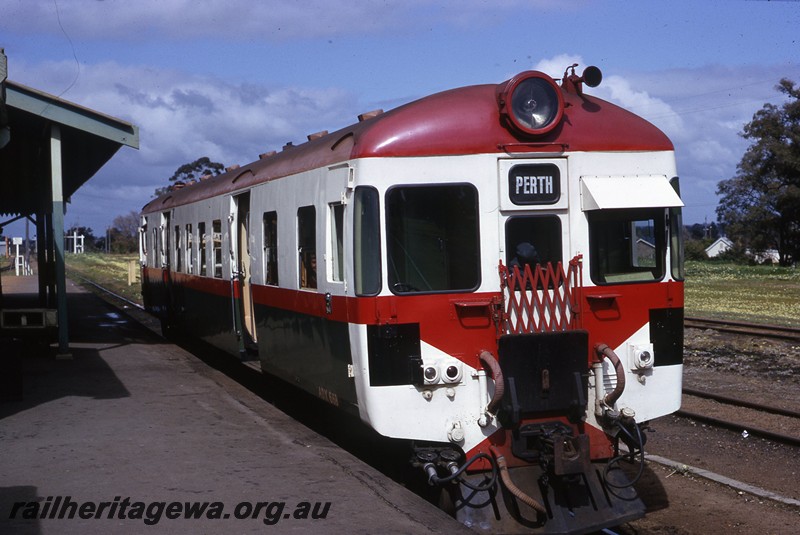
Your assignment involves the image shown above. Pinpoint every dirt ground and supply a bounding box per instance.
[620,328,800,534]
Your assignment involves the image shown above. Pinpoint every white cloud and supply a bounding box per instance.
[1,0,580,41]
[529,56,798,224]
[8,50,798,236]
[594,75,686,137]
[23,60,356,165]
[534,55,585,80]
[8,59,359,231]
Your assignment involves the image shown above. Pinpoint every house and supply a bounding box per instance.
[636,238,656,264]
[705,237,733,258]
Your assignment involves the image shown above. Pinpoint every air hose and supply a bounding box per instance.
[489,446,548,515]
[479,350,504,415]
[593,343,626,414]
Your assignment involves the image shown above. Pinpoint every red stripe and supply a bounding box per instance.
[145,268,682,369]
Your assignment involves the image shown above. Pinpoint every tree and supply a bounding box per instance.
[686,222,719,241]
[684,239,709,261]
[154,156,225,197]
[716,79,800,266]
[108,211,140,253]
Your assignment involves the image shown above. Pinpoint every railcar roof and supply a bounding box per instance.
[142,78,672,213]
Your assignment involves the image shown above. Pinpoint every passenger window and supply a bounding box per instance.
[140,223,148,265]
[329,203,345,282]
[160,214,169,268]
[198,222,207,276]
[151,228,159,268]
[212,219,223,278]
[263,211,278,285]
[186,224,193,274]
[353,187,381,296]
[298,206,316,289]
[589,209,666,284]
[175,225,183,271]
[174,225,182,272]
[386,184,480,293]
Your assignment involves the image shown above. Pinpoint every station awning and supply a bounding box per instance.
[0,80,139,219]
[1,52,139,354]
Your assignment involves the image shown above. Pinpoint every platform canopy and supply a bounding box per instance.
[0,79,139,218]
[1,50,139,354]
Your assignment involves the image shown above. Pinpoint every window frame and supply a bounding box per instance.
[212,219,223,278]
[262,211,278,286]
[588,208,668,285]
[353,186,382,296]
[385,182,481,295]
[329,202,345,283]
[297,205,317,290]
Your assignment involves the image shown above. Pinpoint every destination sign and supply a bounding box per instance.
[508,163,560,205]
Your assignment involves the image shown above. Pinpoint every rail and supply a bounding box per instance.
[75,276,145,311]
[677,387,800,448]
[684,316,800,342]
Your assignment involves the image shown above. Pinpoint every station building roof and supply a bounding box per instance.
[0,79,139,220]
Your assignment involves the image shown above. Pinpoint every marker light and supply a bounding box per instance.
[442,363,462,384]
[423,365,440,385]
[498,71,564,136]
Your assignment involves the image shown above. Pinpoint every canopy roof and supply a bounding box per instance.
[0,80,139,220]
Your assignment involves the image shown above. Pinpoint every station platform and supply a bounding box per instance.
[0,275,469,534]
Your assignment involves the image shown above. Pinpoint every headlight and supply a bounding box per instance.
[498,71,564,136]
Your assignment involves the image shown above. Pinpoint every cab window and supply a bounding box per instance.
[353,187,381,296]
[505,215,562,270]
[386,184,480,294]
[589,209,666,284]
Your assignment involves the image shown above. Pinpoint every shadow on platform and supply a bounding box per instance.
[0,278,165,418]
[0,486,42,535]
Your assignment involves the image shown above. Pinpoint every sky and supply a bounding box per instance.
[2,0,799,238]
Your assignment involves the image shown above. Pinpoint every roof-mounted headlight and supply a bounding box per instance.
[498,71,564,136]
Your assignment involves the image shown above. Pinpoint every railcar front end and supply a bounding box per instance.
[140,65,684,534]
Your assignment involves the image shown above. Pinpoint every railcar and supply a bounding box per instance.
[140,64,684,533]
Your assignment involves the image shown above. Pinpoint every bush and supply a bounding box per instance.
[684,240,709,261]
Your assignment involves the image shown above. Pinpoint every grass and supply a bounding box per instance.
[61,254,799,327]
[685,260,800,327]
[64,252,142,305]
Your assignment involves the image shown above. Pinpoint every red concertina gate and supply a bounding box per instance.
[498,256,583,336]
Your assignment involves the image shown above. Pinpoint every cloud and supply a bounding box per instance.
[8,50,798,236]
[533,55,584,79]
[618,64,797,220]
[529,56,800,223]
[1,0,581,41]
[9,59,359,231]
[24,60,357,167]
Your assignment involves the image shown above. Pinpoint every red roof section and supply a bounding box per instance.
[143,77,672,213]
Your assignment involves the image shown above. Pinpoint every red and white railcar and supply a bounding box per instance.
[141,65,684,533]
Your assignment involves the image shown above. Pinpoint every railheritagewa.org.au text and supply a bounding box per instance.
[8,496,331,526]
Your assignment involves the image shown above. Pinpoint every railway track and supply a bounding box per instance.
[684,316,800,342]
[75,276,145,311]
[677,387,800,447]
